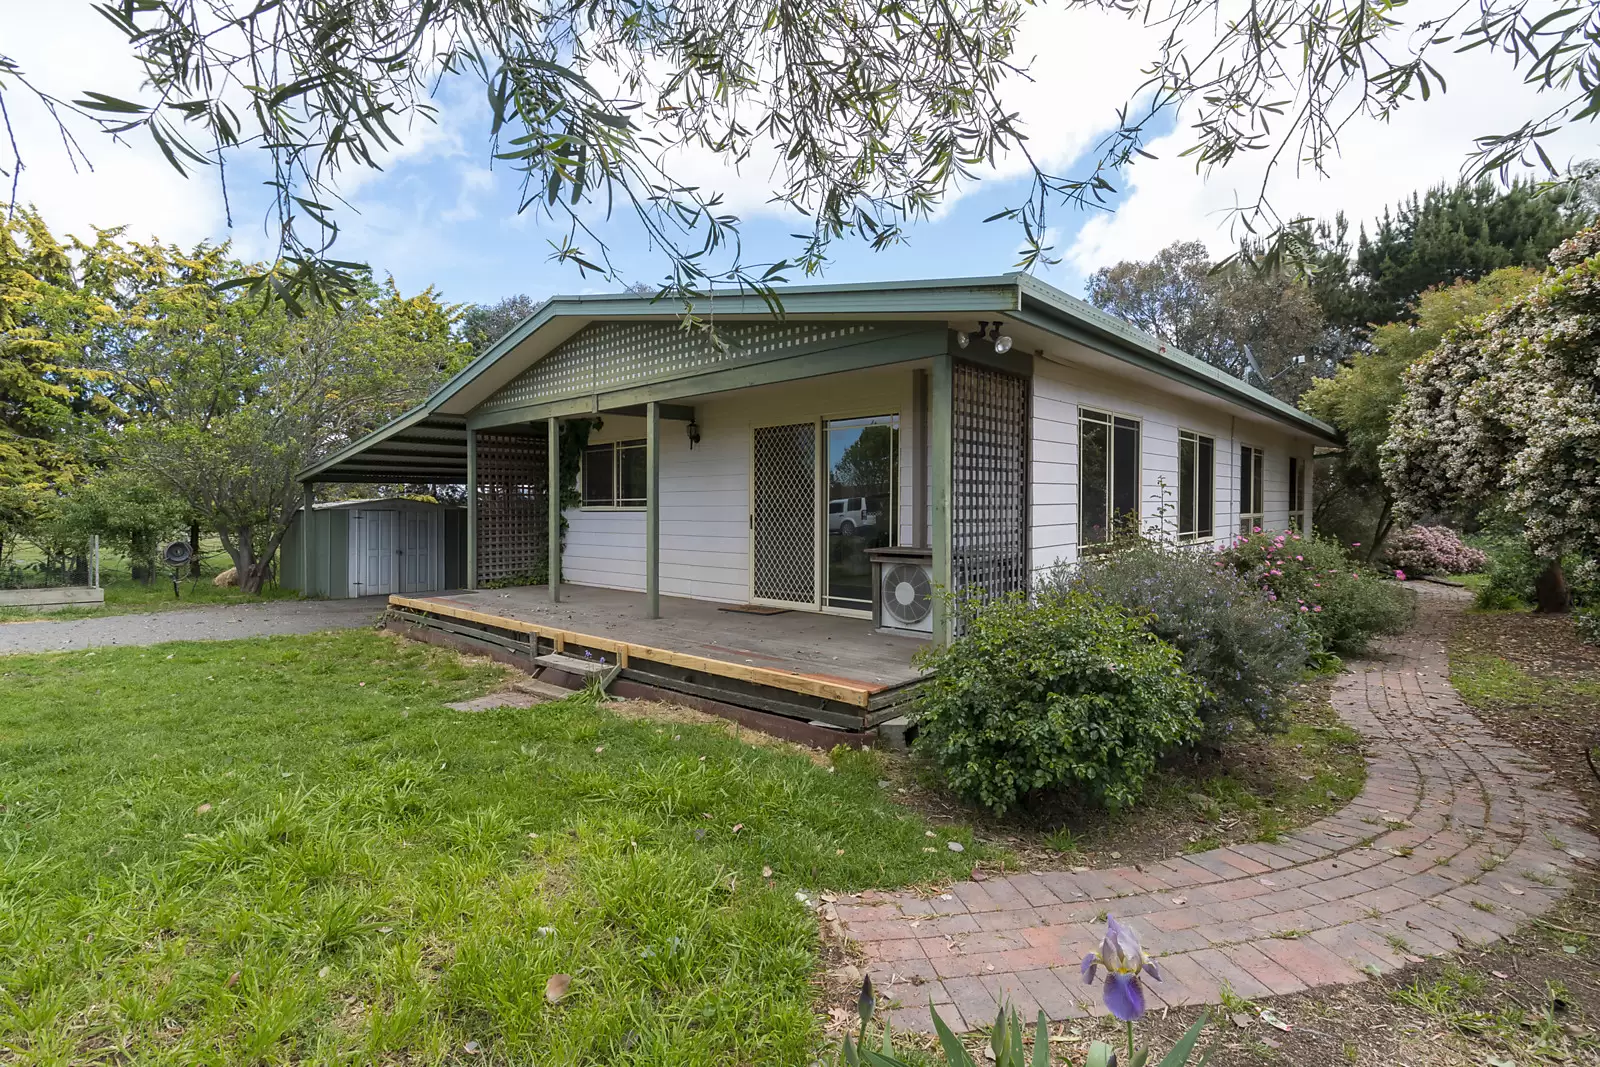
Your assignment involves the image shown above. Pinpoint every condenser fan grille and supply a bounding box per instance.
[882,563,933,625]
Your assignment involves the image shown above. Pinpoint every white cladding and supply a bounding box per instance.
[554,353,1318,604]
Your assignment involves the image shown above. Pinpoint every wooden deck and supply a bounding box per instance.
[384,585,929,731]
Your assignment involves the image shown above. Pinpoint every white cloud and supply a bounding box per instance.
[2,2,231,248]
[1061,31,1596,277]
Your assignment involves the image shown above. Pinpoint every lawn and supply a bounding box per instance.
[0,632,975,1065]
[1,537,300,623]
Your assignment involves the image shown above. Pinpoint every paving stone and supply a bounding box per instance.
[838,585,1593,1033]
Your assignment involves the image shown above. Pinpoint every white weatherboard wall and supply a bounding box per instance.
[561,365,924,603]
[1029,355,1316,580]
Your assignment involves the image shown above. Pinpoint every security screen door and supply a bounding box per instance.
[751,422,818,605]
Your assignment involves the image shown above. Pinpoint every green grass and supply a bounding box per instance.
[1450,651,1600,718]
[1,534,301,622]
[0,632,976,1064]
[0,575,303,622]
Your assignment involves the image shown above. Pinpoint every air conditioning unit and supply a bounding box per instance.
[869,547,934,636]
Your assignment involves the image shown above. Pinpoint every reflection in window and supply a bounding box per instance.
[1081,409,1141,545]
[1239,445,1265,533]
[825,414,898,611]
[1178,430,1215,541]
[582,440,647,507]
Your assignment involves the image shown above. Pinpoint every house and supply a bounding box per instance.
[293,274,1335,743]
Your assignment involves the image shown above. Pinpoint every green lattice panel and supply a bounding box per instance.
[480,321,884,411]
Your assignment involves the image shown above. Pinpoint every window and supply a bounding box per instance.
[1081,409,1141,546]
[1178,430,1215,541]
[581,440,647,507]
[1239,445,1265,533]
[1289,456,1308,532]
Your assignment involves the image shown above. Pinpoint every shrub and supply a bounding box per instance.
[912,589,1203,816]
[1384,525,1487,576]
[1471,532,1542,609]
[1221,530,1414,654]
[1045,537,1309,740]
[1573,607,1600,646]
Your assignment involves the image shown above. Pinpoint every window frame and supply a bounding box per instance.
[580,438,649,510]
[1080,407,1143,548]
[1238,444,1266,534]
[1177,429,1216,543]
[1288,455,1308,533]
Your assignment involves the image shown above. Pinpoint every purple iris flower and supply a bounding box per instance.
[1080,916,1162,1021]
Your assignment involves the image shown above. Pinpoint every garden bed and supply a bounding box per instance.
[863,677,1366,873]
[1039,605,1600,1067]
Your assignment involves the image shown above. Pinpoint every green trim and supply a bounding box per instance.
[466,429,478,591]
[468,328,946,431]
[301,484,313,597]
[1011,279,1338,442]
[645,402,660,620]
[930,353,954,646]
[298,271,1335,483]
[547,418,561,603]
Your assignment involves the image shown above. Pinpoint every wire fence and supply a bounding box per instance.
[0,535,99,590]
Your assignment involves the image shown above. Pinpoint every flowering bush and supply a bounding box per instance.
[913,589,1202,815]
[1221,530,1414,654]
[1383,224,1600,585]
[1383,525,1487,576]
[837,918,1210,1067]
[1045,537,1309,740]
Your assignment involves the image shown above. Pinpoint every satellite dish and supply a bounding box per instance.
[162,541,194,566]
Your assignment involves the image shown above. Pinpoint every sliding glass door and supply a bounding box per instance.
[823,415,898,611]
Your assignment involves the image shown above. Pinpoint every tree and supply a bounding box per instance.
[1383,227,1600,612]
[462,295,541,355]
[4,1,1595,299]
[1335,179,1586,333]
[0,206,120,558]
[1086,241,1334,400]
[53,469,186,583]
[86,245,472,593]
[1303,266,1540,555]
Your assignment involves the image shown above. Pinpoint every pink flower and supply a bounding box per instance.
[1352,542,1361,547]
[1313,605,1322,612]
[1294,555,1303,561]
[1394,569,1407,581]
[1300,606,1309,612]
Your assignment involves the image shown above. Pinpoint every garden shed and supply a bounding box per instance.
[280,499,466,599]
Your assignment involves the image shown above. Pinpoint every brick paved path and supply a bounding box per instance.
[836,584,1598,1033]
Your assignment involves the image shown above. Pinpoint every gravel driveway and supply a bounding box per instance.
[0,597,388,655]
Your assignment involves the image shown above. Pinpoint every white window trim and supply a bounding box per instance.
[1080,407,1144,548]
[1288,455,1309,533]
[580,438,648,511]
[1239,444,1266,534]
[1177,428,1216,543]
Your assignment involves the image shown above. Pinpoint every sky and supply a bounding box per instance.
[3,0,1593,311]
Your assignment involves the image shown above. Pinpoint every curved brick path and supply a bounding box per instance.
[837,585,1598,1033]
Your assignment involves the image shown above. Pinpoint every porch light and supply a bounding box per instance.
[956,331,970,348]
[993,333,1013,354]
[686,419,701,449]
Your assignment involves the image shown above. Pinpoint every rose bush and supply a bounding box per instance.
[1221,529,1414,654]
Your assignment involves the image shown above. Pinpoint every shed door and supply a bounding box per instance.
[355,509,398,597]
[399,510,434,593]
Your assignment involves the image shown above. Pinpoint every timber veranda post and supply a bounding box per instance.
[547,417,561,603]
[646,400,660,619]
